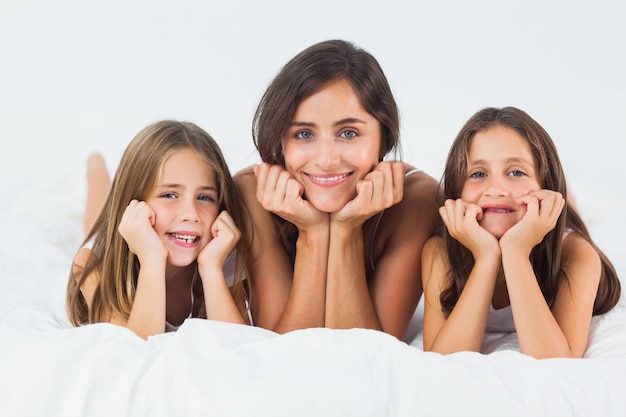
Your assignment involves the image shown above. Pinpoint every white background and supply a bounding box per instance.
[1,0,625,272]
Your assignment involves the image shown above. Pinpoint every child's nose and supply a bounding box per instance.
[179,201,200,222]
[485,176,508,197]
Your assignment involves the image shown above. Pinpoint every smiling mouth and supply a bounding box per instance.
[483,208,514,214]
[306,173,352,185]
[169,233,199,244]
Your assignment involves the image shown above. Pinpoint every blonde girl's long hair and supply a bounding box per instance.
[438,107,620,317]
[66,120,250,325]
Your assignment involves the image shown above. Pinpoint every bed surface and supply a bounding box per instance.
[2,2,626,416]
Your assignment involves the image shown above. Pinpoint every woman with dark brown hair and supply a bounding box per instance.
[234,39,439,340]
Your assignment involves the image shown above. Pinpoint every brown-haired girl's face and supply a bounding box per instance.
[461,125,541,239]
[145,149,219,268]
[281,78,381,213]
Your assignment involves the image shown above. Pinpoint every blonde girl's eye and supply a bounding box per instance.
[469,171,486,179]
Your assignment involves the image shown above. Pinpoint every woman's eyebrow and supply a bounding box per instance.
[289,118,367,128]
[334,117,367,127]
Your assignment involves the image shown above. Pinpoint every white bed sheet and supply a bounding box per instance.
[1,155,625,417]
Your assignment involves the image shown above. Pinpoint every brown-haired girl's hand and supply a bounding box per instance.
[254,162,328,230]
[332,161,405,227]
[197,210,241,273]
[439,198,501,260]
[499,189,565,254]
[118,199,168,265]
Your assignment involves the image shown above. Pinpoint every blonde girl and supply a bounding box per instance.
[67,120,250,339]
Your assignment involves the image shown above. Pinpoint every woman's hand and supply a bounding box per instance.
[439,198,500,260]
[332,161,405,228]
[499,189,565,254]
[197,210,241,272]
[254,162,328,230]
[118,199,167,265]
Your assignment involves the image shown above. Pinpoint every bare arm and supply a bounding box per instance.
[422,240,500,352]
[422,198,502,353]
[503,234,600,358]
[73,246,167,339]
[234,166,329,333]
[197,211,246,325]
[498,189,599,358]
[326,164,439,340]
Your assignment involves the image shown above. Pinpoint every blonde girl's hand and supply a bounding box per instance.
[197,210,241,272]
[118,199,167,264]
[440,198,500,260]
[254,162,328,229]
[332,161,405,227]
[500,189,565,254]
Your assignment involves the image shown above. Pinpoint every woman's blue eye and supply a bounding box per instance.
[161,192,176,199]
[341,129,357,139]
[509,170,526,177]
[296,131,312,140]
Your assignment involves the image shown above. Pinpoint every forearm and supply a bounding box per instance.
[200,267,246,325]
[273,226,330,333]
[125,263,167,339]
[426,259,498,353]
[502,252,572,358]
[325,225,380,331]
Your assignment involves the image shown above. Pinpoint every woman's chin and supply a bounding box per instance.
[308,196,349,213]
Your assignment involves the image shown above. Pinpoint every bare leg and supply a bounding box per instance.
[85,153,111,235]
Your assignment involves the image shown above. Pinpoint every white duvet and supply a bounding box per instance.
[2,3,626,415]
[0,158,625,417]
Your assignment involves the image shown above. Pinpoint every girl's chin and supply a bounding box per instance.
[479,222,512,240]
[166,253,198,268]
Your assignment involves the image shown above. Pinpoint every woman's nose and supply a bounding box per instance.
[316,136,340,168]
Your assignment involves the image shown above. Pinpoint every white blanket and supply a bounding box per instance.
[1,158,625,417]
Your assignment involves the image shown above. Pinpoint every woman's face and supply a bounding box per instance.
[460,125,541,239]
[281,78,381,213]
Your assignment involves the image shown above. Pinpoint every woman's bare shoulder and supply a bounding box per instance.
[386,165,440,231]
[232,164,284,247]
[402,165,440,202]
[233,165,257,192]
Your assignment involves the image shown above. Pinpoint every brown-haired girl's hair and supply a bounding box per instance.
[438,107,620,317]
[66,120,251,325]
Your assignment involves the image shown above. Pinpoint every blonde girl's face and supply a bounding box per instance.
[281,78,381,213]
[145,149,219,267]
[460,125,541,239]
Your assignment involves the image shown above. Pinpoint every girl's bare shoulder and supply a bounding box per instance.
[562,232,601,271]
